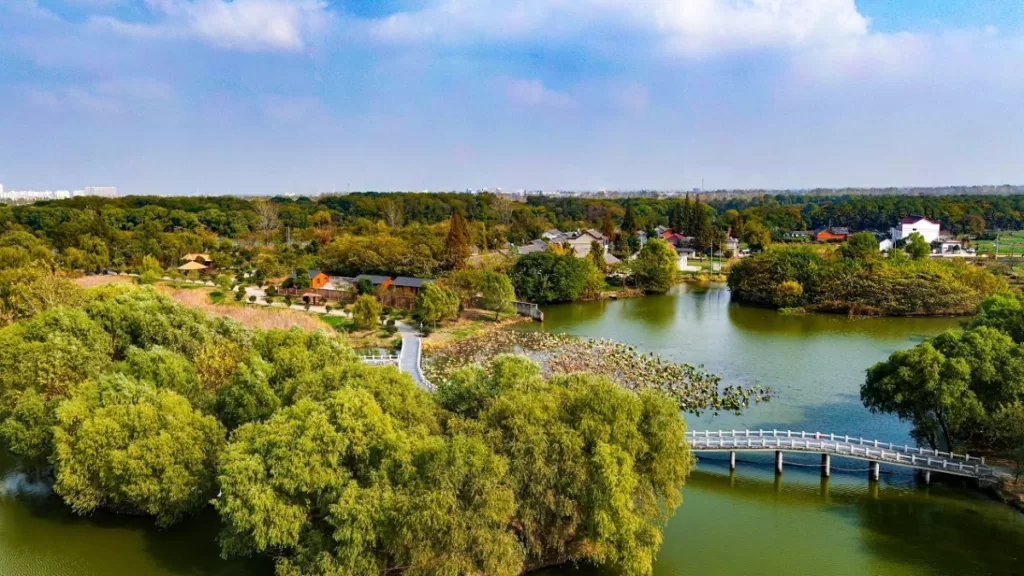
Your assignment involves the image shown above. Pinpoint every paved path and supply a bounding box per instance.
[689,429,995,480]
[397,322,432,390]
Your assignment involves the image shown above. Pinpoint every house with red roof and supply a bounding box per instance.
[891,215,941,244]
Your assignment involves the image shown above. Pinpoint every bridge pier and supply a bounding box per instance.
[869,461,880,482]
[821,453,830,477]
[729,451,736,471]
[775,451,783,475]
[922,470,931,485]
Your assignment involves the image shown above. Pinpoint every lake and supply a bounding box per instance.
[524,285,1024,576]
[1,284,1022,575]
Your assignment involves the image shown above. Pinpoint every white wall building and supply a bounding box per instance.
[891,216,941,244]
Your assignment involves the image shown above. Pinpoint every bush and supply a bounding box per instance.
[234,287,245,301]
[247,295,256,304]
[352,294,383,330]
[386,318,396,327]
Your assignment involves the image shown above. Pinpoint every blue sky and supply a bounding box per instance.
[1,0,1023,195]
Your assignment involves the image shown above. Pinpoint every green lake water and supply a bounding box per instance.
[1,284,1022,575]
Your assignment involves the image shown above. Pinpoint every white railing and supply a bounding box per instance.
[415,338,435,391]
[686,430,994,478]
[359,353,401,365]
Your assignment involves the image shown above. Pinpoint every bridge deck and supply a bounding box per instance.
[687,430,994,479]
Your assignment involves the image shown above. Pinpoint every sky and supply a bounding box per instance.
[1,0,1023,195]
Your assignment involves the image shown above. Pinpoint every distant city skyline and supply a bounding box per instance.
[2,1,1023,195]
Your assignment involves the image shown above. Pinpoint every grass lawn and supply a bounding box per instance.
[974,231,1024,254]
[321,315,354,332]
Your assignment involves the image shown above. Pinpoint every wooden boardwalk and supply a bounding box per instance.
[687,429,995,480]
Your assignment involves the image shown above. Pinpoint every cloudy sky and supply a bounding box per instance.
[2,0,1023,194]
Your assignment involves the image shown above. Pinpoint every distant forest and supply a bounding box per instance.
[2,190,1023,275]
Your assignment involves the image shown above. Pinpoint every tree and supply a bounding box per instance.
[906,232,931,260]
[352,294,383,330]
[841,232,880,259]
[446,356,693,575]
[668,202,684,232]
[415,282,460,327]
[52,374,225,527]
[601,212,616,242]
[139,254,163,284]
[479,271,515,320]
[972,292,1024,343]
[356,278,375,295]
[632,239,676,294]
[621,203,637,236]
[589,240,607,273]
[443,211,471,270]
[252,199,279,245]
[965,214,986,236]
[509,252,591,304]
[292,268,311,289]
[742,221,772,251]
[215,389,522,576]
[862,326,1024,450]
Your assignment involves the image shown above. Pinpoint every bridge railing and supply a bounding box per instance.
[359,354,401,365]
[687,430,985,465]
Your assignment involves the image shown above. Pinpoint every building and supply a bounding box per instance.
[390,277,433,298]
[566,230,607,257]
[182,253,212,263]
[354,274,392,289]
[814,227,850,242]
[891,216,941,244]
[939,240,965,254]
[878,239,894,252]
[541,229,564,241]
[784,230,811,240]
[84,186,118,197]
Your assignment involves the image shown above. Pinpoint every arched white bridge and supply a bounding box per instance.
[687,430,996,483]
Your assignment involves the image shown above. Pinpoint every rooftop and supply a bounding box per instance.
[392,276,433,288]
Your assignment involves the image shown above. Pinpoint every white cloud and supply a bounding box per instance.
[504,78,574,109]
[370,0,870,56]
[92,0,330,52]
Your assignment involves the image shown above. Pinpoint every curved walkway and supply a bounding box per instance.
[396,322,433,391]
[688,430,994,479]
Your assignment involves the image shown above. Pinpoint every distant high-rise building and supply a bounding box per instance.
[84,186,118,197]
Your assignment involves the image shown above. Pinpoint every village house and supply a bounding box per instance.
[814,227,850,242]
[891,215,941,244]
[566,229,608,257]
[783,230,811,240]
[354,274,392,290]
[178,253,212,272]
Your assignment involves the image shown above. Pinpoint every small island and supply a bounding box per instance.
[728,232,1005,316]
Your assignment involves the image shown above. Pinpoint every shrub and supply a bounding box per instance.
[248,295,257,303]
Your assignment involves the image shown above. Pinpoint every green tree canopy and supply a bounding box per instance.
[352,294,383,330]
[905,232,931,260]
[215,387,522,576]
[632,239,676,294]
[841,232,879,259]
[509,252,592,304]
[415,282,460,326]
[479,271,515,319]
[52,374,225,526]
[863,326,1024,450]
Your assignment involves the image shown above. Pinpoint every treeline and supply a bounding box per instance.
[6,191,1024,290]
[728,238,1006,316]
[0,284,692,576]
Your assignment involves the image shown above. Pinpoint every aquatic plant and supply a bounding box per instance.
[425,330,770,415]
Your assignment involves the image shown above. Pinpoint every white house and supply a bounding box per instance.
[878,239,893,252]
[891,216,941,244]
